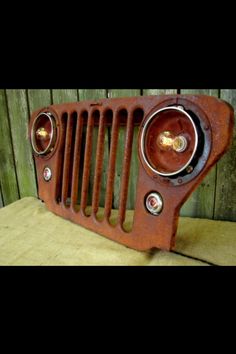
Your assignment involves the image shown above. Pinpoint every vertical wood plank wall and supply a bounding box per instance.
[214,90,236,220]
[0,89,235,223]
[6,90,37,198]
[0,90,19,204]
[179,89,218,218]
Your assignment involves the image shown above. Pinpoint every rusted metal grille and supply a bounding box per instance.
[29,95,234,251]
[54,106,143,229]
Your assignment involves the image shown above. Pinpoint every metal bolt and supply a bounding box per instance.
[186,165,193,173]
[43,167,52,181]
[145,192,163,215]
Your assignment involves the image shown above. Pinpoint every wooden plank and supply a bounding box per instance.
[27,89,51,113]
[52,89,78,104]
[214,89,236,221]
[78,90,107,206]
[180,89,218,219]
[0,90,19,205]
[78,89,106,102]
[0,183,3,208]
[109,90,141,210]
[142,89,177,95]
[6,90,37,198]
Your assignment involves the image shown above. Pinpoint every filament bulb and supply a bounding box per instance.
[36,127,50,141]
[157,131,187,152]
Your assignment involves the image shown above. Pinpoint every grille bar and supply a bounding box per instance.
[118,110,135,226]
[55,113,67,203]
[71,110,84,210]
[80,111,95,214]
[104,111,119,219]
[61,113,74,206]
[92,110,106,215]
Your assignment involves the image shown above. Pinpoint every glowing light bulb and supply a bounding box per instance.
[157,131,187,152]
[36,127,50,141]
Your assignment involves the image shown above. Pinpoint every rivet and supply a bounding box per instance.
[186,165,193,173]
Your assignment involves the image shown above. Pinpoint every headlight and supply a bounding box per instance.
[31,112,57,155]
[141,106,198,177]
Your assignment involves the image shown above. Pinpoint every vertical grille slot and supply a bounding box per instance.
[77,112,88,208]
[71,110,87,211]
[104,109,120,220]
[80,110,97,215]
[118,110,135,226]
[92,109,112,221]
[55,112,68,203]
[87,111,101,210]
[91,109,107,216]
[123,108,144,231]
[61,111,77,206]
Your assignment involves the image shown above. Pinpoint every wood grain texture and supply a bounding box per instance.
[78,90,107,206]
[6,90,37,198]
[180,89,218,219]
[109,90,141,210]
[214,89,236,221]
[78,89,106,102]
[52,89,78,104]
[27,89,51,113]
[0,90,19,205]
[143,89,177,95]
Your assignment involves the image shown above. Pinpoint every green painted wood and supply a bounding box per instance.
[27,89,51,113]
[180,89,218,219]
[214,89,236,221]
[6,90,37,198]
[0,183,3,207]
[109,90,141,209]
[0,90,19,205]
[52,89,78,104]
[78,89,106,102]
[142,89,177,95]
[78,90,107,206]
